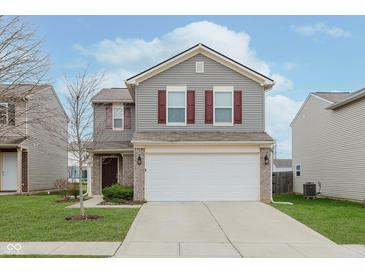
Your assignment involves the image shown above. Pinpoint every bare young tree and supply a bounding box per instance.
[0,15,50,137]
[65,69,103,217]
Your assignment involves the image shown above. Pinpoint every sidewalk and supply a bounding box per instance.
[67,196,142,209]
[0,242,121,256]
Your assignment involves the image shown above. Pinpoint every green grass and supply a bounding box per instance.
[272,194,365,244]
[0,194,139,241]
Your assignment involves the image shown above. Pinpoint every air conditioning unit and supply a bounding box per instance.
[303,182,316,199]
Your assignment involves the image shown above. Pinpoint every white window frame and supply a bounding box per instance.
[112,103,124,131]
[213,86,234,126]
[0,102,8,125]
[166,86,187,126]
[196,61,204,73]
[295,164,301,177]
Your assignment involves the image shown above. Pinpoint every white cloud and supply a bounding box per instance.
[74,21,291,91]
[292,22,351,38]
[271,74,294,92]
[283,62,297,71]
[266,95,303,158]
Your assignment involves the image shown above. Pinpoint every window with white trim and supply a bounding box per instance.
[214,87,233,125]
[167,86,186,125]
[113,104,124,130]
[296,164,301,176]
[0,102,8,125]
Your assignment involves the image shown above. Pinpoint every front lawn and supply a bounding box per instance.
[0,194,139,241]
[272,194,365,244]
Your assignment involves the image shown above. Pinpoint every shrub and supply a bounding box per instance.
[67,183,80,199]
[54,178,68,198]
[102,184,133,203]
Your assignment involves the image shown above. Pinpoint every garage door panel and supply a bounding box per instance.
[145,153,259,201]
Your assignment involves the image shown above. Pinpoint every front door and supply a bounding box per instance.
[102,157,118,188]
[1,152,17,191]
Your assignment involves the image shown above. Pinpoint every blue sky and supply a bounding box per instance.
[25,16,365,158]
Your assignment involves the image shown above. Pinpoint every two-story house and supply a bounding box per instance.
[0,84,68,193]
[90,44,275,202]
[292,89,365,201]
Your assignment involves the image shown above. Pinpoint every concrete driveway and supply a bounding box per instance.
[115,202,361,258]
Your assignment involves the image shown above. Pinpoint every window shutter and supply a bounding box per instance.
[8,103,15,126]
[105,105,113,129]
[234,90,242,124]
[124,106,131,129]
[187,90,195,124]
[158,90,166,124]
[205,90,213,124]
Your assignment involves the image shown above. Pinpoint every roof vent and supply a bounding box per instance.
[196,61,204,73]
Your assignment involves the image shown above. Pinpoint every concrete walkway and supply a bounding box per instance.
[67,196,142,209]
[0,242,121,256]
[115,202,363,258]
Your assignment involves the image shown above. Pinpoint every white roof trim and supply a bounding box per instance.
[125,44,274,91]
[327,88,365,110]
[290,93,332,127]
[131,140,274,145]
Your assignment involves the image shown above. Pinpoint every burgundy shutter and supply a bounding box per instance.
[187,90,195,124]
[234,90,242,124]
[124,106,131,129]
[158,90,166,124]
[205,90,213,124]
[105,105,113,129]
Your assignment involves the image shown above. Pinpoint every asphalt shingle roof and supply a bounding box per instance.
[92,88,133,103]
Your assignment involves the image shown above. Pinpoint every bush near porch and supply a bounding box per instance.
[102,184,134,203]
[272,194,365,244]
[0,194,139,241]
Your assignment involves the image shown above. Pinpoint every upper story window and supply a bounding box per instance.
[296,164,301,176]
[214,86,233,126]
[167,86,186,125]
[0,102,8,125]
[113,104,124,130]
[196,61,204,73]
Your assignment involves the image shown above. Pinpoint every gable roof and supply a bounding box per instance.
[125,43,274,95]
[92,88,133,103]
[327,87,365,110]
[313,92,351,104]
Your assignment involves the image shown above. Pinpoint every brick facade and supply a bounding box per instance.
[133,148,145,201]
[122,154,134,186]
[260,147,272,203]
[91,153,132,195]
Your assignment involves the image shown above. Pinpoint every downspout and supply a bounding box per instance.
[270,149,293,205]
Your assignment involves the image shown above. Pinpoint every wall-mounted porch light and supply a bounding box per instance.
[137,155,142,166]
[264,154,269,165]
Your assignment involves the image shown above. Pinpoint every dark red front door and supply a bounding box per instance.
[102,157,118,188]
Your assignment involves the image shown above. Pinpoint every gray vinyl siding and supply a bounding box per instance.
[93,103,135,142]
[135,54,265,132]
[0,100,27,137]
[292,95,365,201]
[25,87,68,191]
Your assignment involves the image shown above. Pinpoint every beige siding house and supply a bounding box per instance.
[90,44,276,203]
[0,85,68,193]
[292,90,365,201]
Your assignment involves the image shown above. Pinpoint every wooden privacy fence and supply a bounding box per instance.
[272,171,293,194]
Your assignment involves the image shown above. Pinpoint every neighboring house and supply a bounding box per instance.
[0,84,68,193]
[273,159,292,172]
[90,43,275,202]
[292,90,365,201]
[67,149,89,183]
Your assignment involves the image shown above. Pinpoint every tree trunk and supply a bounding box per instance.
[79,163,85,217]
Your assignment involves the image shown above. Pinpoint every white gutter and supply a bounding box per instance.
[132,140,274,145]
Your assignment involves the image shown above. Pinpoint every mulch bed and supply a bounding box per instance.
[99,200,144,205]
[65,215,104,221]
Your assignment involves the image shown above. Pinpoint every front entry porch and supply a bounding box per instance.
[91,152,134,195]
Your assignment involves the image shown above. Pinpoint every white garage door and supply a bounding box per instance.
[145,153,260,201]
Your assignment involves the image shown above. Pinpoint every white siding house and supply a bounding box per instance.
[291,90,365,201]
